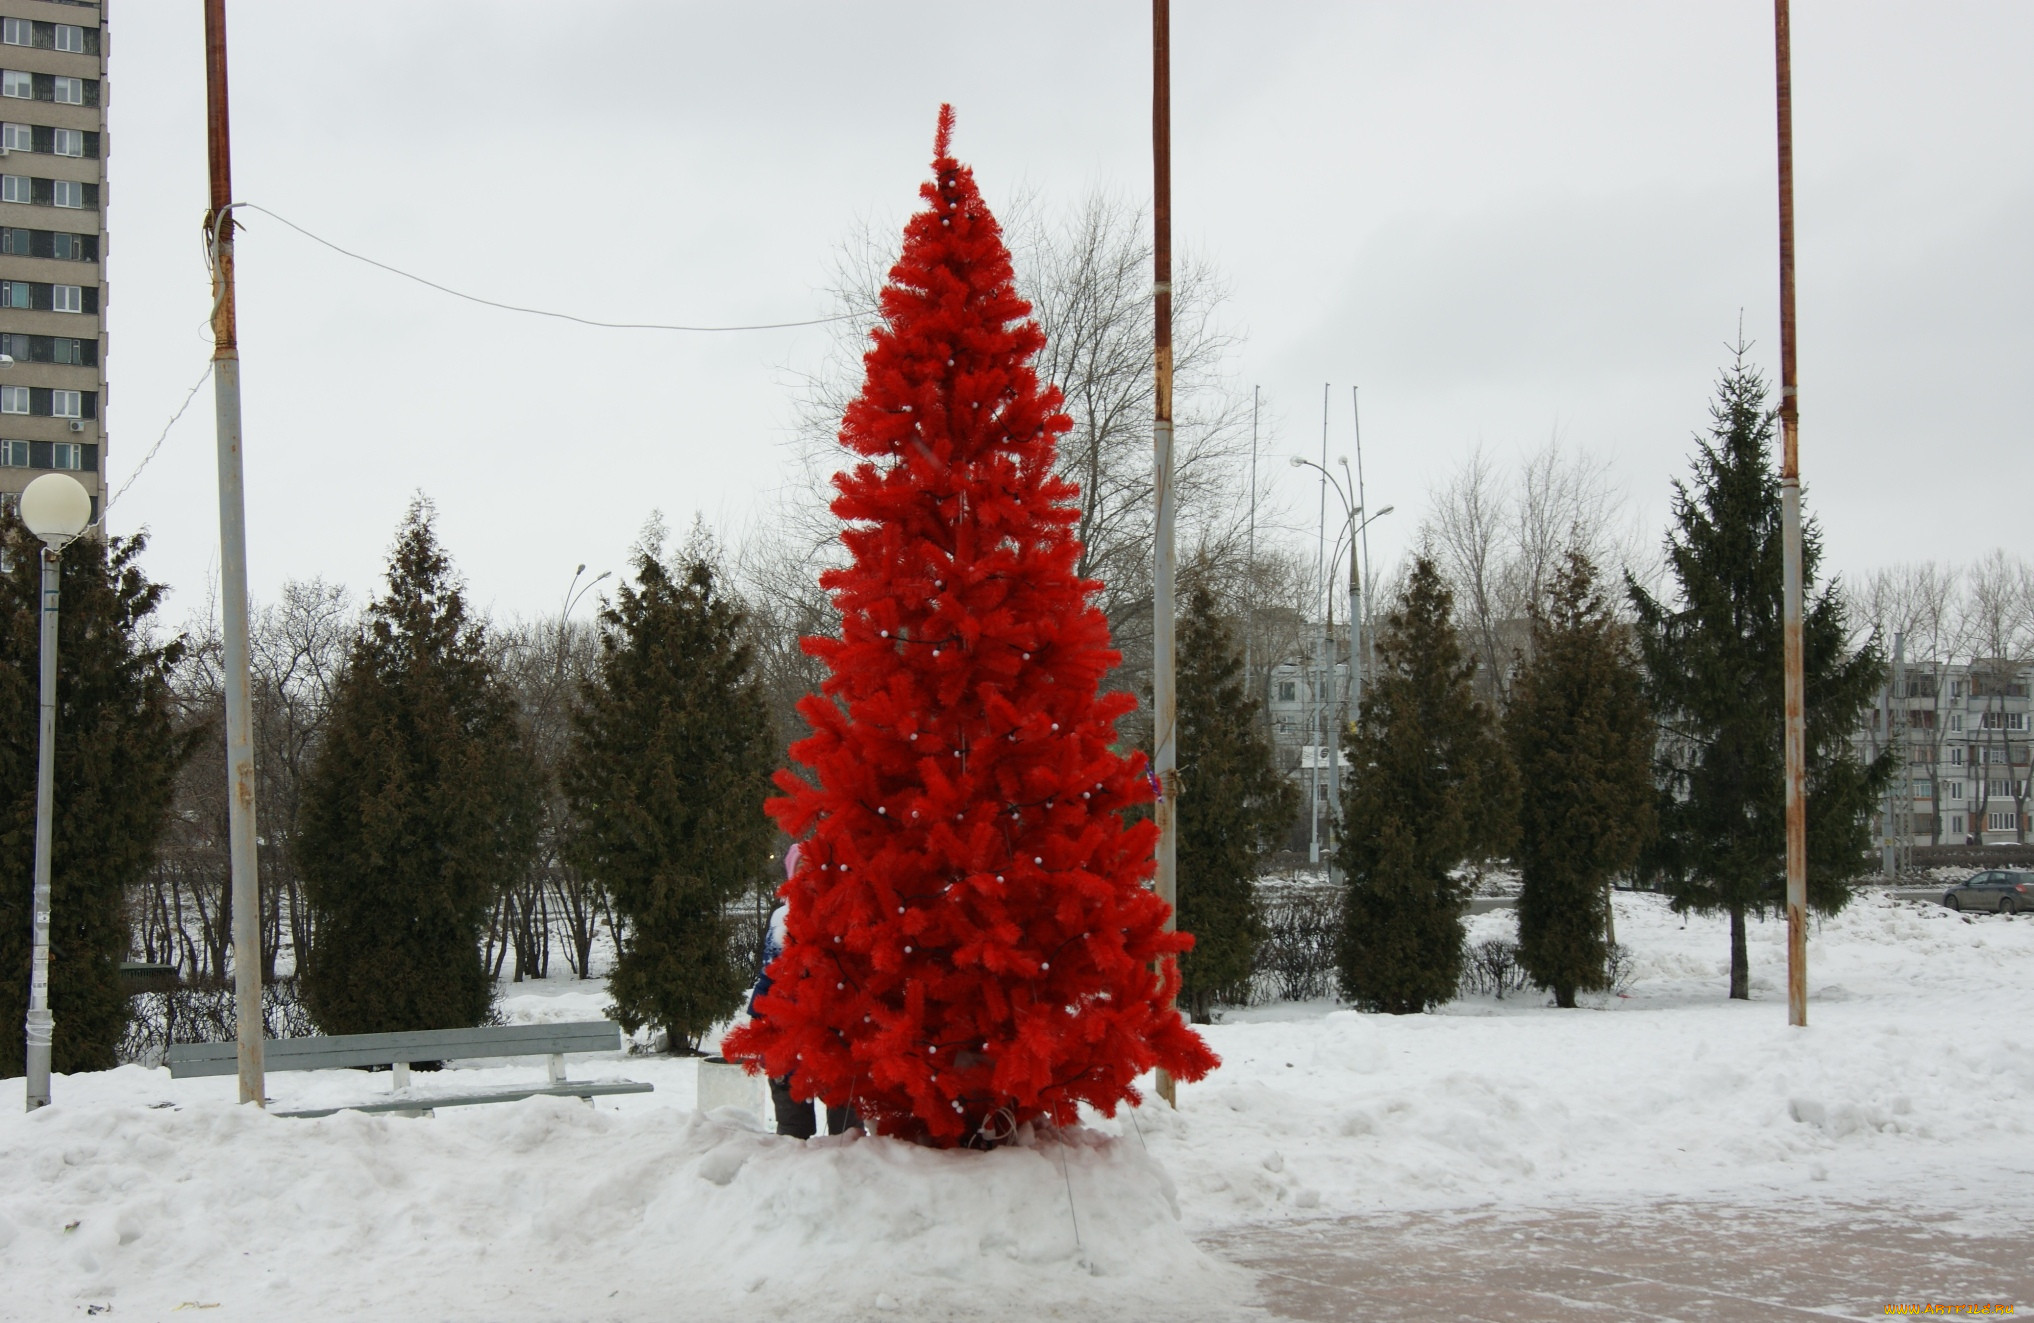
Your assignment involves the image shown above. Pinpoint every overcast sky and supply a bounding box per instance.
[105,2,2031,627]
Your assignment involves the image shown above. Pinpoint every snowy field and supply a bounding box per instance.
[4,889,2032,1321]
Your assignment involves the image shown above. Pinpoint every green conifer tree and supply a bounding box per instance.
[1176,582,1298,1022]
[1630,351,1889,999]
[0,526,198,1074]
[563,526,774,1052]
[1506,550,1654,1007]
[1336,557,1515,1014]
[298,499,538,1034]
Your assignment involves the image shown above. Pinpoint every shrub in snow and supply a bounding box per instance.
[297,499,540,1036]
[118,976,316,1067]
[1506,550,1653,1008]
[563,526,775,1054]
[1252,884,1342,1003]
[1176,583,1298,1022]
[1335,558,1515,1014]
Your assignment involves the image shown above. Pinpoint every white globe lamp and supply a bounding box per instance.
[19,472,91,546]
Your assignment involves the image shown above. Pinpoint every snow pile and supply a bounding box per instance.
[1098,891,2034,1232]
[0,1082,1244,1321]
[6,888,2032,1321]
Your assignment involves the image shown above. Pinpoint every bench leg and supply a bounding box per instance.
[547,1053,566,1085]
[394,1061,411,1091]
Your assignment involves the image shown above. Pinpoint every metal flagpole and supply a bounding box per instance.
[1351,388,1373,677]
[1151,0,1179,1108]
[1245,385,1257,698]
[1774,0,1809,1030]
[205,0,265,1103]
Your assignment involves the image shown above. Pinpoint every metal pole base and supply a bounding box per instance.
[24,1009,53,1110]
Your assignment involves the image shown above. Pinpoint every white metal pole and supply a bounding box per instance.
[24,544,60,1110]
[207,0,264,1103]
[1151,0,1179,1108]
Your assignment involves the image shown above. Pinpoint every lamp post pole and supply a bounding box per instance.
[24,542,60,1110]
[19,471,91,1110]
[204,0,264,1102]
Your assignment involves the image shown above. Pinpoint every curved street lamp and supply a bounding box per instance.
[1289,455,1393,875]
[18,472,92,1111]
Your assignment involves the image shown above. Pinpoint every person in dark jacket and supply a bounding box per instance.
[751,842,857,1138]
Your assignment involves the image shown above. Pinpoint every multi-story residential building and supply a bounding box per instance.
[1862,658,2032,852]
[0,1,105,529]
[1263,623,1354,856]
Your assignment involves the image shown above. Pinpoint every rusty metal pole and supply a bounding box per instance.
[1775,0,1809,1030]
[205,0,265,1102]
[1151,0,1179,1107]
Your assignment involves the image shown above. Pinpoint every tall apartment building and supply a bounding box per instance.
[0,0,105,529]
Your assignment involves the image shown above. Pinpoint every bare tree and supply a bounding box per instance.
[1961,551,2034,842]
[1423,440,1646,705]
[778,188,1262,736]
[139,578,354,983]
[1853,561,1966,846]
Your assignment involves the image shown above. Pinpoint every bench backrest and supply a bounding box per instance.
[165,1019,625,1078]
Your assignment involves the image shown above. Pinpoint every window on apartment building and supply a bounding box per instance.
[1,20,27,48]
[0,386,26,415]
[53,25,86,55]
[1950,713,1964,732]
[1945,780,1965,801]
[51,77,82,106]
[51,179,82,209]
[0,228,99,262]
[52,129,81,158]
[0,122,28,152]
[50,440,78,469]
[1278,681,1297,703]
[0,70,28,100]
[1985,779,2015,799]
[0,173,26,205]
[1950,746,1965,765]
[1989,812,2019,833]
[50,389,79,418]
[1980,711,2028,731]
[0,438,26,465]
[52,283,79,312]
[1951,814,1966,835]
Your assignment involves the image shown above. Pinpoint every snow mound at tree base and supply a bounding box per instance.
[0,1084,1247,1322]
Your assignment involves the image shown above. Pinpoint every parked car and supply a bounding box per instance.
[1943,870,2034,914]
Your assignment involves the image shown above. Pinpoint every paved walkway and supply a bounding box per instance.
[1205,1201,2027,1321]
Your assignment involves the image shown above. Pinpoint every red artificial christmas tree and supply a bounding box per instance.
[723,107,1216,1146]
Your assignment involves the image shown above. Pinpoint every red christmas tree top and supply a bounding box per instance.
[723,108,1215,1146]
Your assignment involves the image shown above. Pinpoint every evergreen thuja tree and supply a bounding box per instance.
[1630,350,1888,999]
[0,526,197,1074]
[1176,582,1297,1022]
[563,526,775,1053]
[721,109,1215,1146]
[298,499,538,1035]
[1335,557,1515,1014]
[1506,550,1653,1008]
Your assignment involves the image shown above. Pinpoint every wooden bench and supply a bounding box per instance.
[165,1019,654,1118]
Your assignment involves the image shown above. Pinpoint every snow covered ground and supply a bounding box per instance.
[4,889,2030,1321]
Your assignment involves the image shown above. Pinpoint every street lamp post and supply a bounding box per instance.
[1291,454,1393,880]
[19,472,92,1111]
